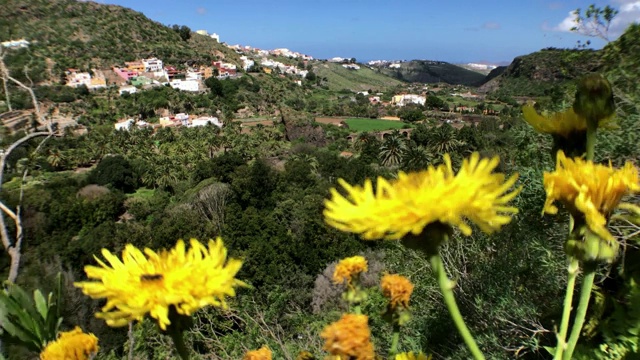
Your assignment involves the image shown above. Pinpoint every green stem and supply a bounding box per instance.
[554,258,580,360]
[354,305,361,315]
[430,254,485,360]
[585,118,597,161]
[168,327,190,360]
[564,267,596,360]
[390,324,400,357]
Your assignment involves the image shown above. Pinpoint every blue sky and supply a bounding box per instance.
[100,0,639,63]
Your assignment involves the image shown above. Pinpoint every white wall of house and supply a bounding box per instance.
[119,86,137,95]
[170,79,200,92]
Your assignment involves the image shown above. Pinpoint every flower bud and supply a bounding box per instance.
[573,74,615,125]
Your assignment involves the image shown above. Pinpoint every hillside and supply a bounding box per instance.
[478,48,602,96]
[0,0,241,79]
[372,60,487,86]
[312,62,403,92]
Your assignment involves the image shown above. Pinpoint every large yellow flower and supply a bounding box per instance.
[381,274,414,309]
[321,314,375,360]
[333,256,368,285]
[324,152,520,241]
[74,237,246,330]
[522,105,616,138]
[244,346,272,360]
[544,151,640,241]
[395,352,432,360]
[40,327,99,360]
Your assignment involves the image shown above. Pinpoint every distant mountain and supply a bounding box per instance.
[371,60,487,86]
[0,0,240,79]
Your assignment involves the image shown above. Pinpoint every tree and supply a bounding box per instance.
[88,155,138,193]
[172,24,192,42]
[425,95,447,110]
[398,106,426,122]
[379,132,407,167]
[0,47,56,284]
[570,4,618,41]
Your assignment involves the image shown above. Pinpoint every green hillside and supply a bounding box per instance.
[313,62,403,92]
[478,48,603,96]
[374,60,487,86]
[0,0,240,79]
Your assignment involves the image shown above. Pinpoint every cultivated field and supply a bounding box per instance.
[343,118,409,132]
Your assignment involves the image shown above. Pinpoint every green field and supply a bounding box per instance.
[344,118,409,132]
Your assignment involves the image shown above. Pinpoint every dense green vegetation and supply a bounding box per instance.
[1,1,639,359]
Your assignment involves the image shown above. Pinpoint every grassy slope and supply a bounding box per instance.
[313,63,403,92]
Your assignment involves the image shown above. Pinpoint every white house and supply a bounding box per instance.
[1,39,29,49]
[196,30,209,36]
[190,116,222,128]
[240,56,255,71]
[143,58,164,72]
[114,119,135,131]
[342,64,360,70]
[210,33,220,42]
[185,71,202,81]
[66,71,92,88]
[169,79,200,92]
[119,85,138,95]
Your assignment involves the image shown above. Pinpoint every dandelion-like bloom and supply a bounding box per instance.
[381,274,414,309]
[321,314,375,360]
[324,152,520,241]
[74,237,246,330]
[333,256,368,285]
[296,351,315,360]
[522,106,616,138]
[544,151,640,241]
[395,352,432,360]
[40,327,99,360]
[244,346,272,360]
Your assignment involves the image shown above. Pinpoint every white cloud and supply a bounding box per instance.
[550,1,640,39]
[196,7,207,15]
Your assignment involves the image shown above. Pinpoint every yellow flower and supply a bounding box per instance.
[244,346,272,360]
[324,152,520,241]
[544,151,640,241]
[40,327,99,360]
[381,274,414,309]
[321,313,375,360]
[522,105,616,138]
[333,256,368,285]
[74,237,246,330]
[296,350,316,360]
[395,352,432,360]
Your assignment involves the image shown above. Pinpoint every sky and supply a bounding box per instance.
[98,0,640,64]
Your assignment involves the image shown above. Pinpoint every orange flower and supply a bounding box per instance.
[333,256,368,285]
[321,314,375,360]
[381,274,414,309]
[244,346,272,360]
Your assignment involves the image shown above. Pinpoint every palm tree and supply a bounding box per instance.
[47,148,65,169]
[429,124,466,154]
[379,132,407,167]
[401,143,434,172]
